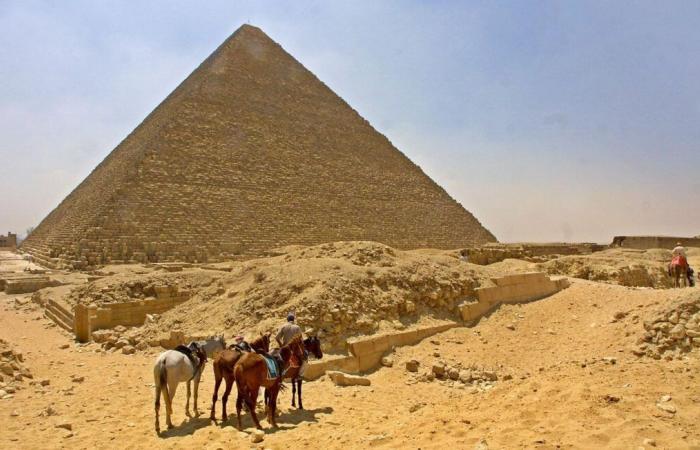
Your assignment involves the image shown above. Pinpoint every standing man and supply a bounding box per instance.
[276,313,302,347]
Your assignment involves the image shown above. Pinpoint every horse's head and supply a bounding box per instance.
[251,332,271,353]
[304,336,323,359]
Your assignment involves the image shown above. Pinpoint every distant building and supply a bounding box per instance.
[0,232,17,250]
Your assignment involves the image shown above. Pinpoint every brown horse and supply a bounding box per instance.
[209,333,270,423]
[274,336,323,410]
[671,256,689,288]
[233,335,305,429]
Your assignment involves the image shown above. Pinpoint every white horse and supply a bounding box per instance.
[153,342,207,433]
[195,335,226,359]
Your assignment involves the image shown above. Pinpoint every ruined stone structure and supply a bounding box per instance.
[0,232,17,250]
[22,25,495,269]
[611,236,700,250]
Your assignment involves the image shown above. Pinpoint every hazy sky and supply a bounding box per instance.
[1,1,699,243]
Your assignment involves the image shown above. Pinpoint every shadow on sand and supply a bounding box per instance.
[213,405,334,435]
[158,416,211,439]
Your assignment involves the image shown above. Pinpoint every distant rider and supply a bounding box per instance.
[276,313,302,347]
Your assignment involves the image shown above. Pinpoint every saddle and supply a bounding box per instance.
[174,344,197,368]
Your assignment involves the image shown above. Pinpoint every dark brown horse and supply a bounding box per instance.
[233,335,305,429]
[277,336,323,410]
[209,333,270,423]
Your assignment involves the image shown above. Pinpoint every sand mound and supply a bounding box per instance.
[131,242,492,350]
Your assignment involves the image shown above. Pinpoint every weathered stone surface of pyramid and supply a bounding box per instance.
[22,25,496,269]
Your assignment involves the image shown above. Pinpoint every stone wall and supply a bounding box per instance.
[73,286,190,342]
[611,236,700,250]
[304,273,569,380]
[459,272,569,322]
[21,25,495,270]
[463,242,605,265]
[304,322,457,380]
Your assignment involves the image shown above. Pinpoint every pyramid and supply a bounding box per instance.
[22,25,496,269]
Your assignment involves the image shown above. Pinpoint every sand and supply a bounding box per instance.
[1,249,699,448]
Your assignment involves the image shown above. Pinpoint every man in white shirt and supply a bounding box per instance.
[672,242,687,259]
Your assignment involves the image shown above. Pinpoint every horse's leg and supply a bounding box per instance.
[291,378,296,408]
[193,376,200,416]
[297,378,304,410]
[222,375,234,422]
[154,374,161,433]
[166,379,178,429]
[247,384,263,429]
[210,365,222,421]
[269,386,279,427]
[235,389,244,430]
[185,380,192,417]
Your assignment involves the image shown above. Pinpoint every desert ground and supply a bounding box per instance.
[1,246,699,449]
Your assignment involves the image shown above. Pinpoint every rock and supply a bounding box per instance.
[482,370,498,381]
[404,301,415,313]
[408,402,425,413]
[39,379,50,386]
[431,364,445,378]
[114,339,129,350]
[250,429,265,443]
[10,410,18,417]
[71,376,85,383]
[380,356,393,367]
[114,325,127,333]
[59,344,70,350]
[506,323,515,331]
[602,357,617,365]
[474,439,489,450]
[448,368,460,380]
[613,311,628,321]
[135,341,148,351]
[459,370,472,383]
[405,360,419,372]
[327,371,371,387]
[656,403,676,414]
[0,363,13,376]
[55,422,72,431]
[642,438,656,447]
[658,394,671,403]
[121,346,136,355]
[669,324,685,340]
[0,390,6,397]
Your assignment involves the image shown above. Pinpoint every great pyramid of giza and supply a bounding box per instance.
[21,24,496,269]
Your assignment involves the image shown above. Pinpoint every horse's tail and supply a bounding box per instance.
[157,359,170,410]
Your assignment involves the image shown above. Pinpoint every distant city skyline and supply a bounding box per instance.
[1,1,698,243]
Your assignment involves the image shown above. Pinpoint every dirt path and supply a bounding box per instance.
[1,280,699,449]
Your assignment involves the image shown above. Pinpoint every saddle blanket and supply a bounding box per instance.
[672,256,688,267]
[263,356,278,379]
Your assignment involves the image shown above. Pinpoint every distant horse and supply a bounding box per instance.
[209,333,271,422]
[670,256,689,288]
[195,335,226,359]
[153,342,207,433]
[272,336,323,410]
[234,336,305,429]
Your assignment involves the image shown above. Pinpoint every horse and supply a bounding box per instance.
[670,255,689,288]
[273,336,323,410]
[153,342,207,433]
[195,335,226,359]
[209,333,271,422]
[233,335,305,429]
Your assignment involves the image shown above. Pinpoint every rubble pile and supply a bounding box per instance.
[634,295,700,359]
[0,339,32,399]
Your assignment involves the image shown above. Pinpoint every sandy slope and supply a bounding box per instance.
[1,277,699,449]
